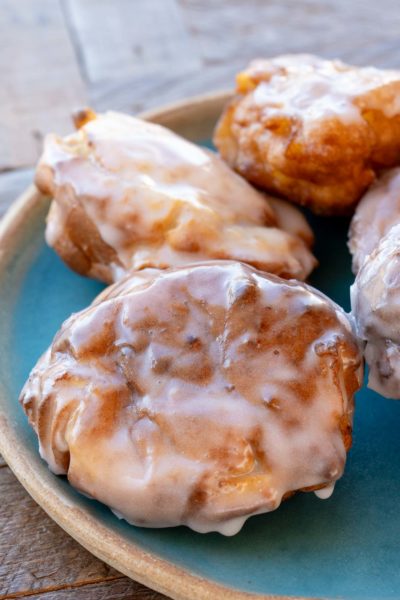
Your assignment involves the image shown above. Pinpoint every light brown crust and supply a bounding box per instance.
[0,90,354,599]
[214,55,400,215]
[35,110,317,283]
[20,261,362,534]
[36,163,123,283]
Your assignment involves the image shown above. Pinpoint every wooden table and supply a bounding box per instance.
[1,1,400,598]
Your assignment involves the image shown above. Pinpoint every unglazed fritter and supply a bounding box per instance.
[20,261,362,535]
[214,55,400,215]
[35,110,316,283]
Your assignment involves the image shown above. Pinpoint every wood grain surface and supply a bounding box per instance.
[1,0,400,598]
[0,467,167,599]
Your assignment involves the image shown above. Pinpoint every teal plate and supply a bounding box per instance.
[1,95,399,600]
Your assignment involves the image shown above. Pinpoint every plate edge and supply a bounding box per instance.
[0,90,320,600]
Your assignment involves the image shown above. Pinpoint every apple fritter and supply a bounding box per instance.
[351,225,400,399]
[214,55,400,215]
[35,110,316,283]
[349,168,400,273]
[20,261,362,534]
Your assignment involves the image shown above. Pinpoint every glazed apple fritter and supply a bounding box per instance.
[349,167,400,273]
[351,225,400,399]
[20,261,362,535]
[214,54,400,215]
[35,110,316,283]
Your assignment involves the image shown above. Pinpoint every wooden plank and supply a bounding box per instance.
[64,0,201,83]
[0,169,34,219]
[91,61,241,114]
[92,0,400,116]
[0,468,167,599]
[0,467,168,599]
[179,0,400,68]
[0,468,120,598]
[0,0,86,171]
[19,578,168,599]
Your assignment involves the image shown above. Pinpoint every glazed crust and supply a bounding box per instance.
[214,55,400,215]
[20,261,362,535]
[349,169,400,398]
[351,224,400,399]
[349,168,400,273]
[35,110,316,284]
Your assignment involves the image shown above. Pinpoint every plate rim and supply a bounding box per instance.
[0,91,315,600]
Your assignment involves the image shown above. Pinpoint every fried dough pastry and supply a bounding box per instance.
[267,196,314,246]
[349,168,400,273]
[351,225,400,398]
[214,54,400,215]
[35,110,316,283]
[20,261,362,535]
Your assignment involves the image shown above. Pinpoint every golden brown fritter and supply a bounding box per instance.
[35,110,316,283]
[214,55,400,215]
[20,261,362,534]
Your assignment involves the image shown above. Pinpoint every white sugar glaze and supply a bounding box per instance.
[21,262,362,534]
[351,224,400,398]
[349,168,400,273]
[248,54,400,127]
[38,111,316,282]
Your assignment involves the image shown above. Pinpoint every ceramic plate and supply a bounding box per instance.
[0,93,399,600]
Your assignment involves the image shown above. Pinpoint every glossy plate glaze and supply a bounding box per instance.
[0,93,399,600]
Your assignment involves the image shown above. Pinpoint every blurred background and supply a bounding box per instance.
[1,1,400,598]
[2,0,400,215]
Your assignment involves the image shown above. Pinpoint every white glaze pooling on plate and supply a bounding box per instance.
[246,54,400,128]
[349,168,400,273]
[20,262,362,535]
[38,111,316,282]
[351,224,400,399]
